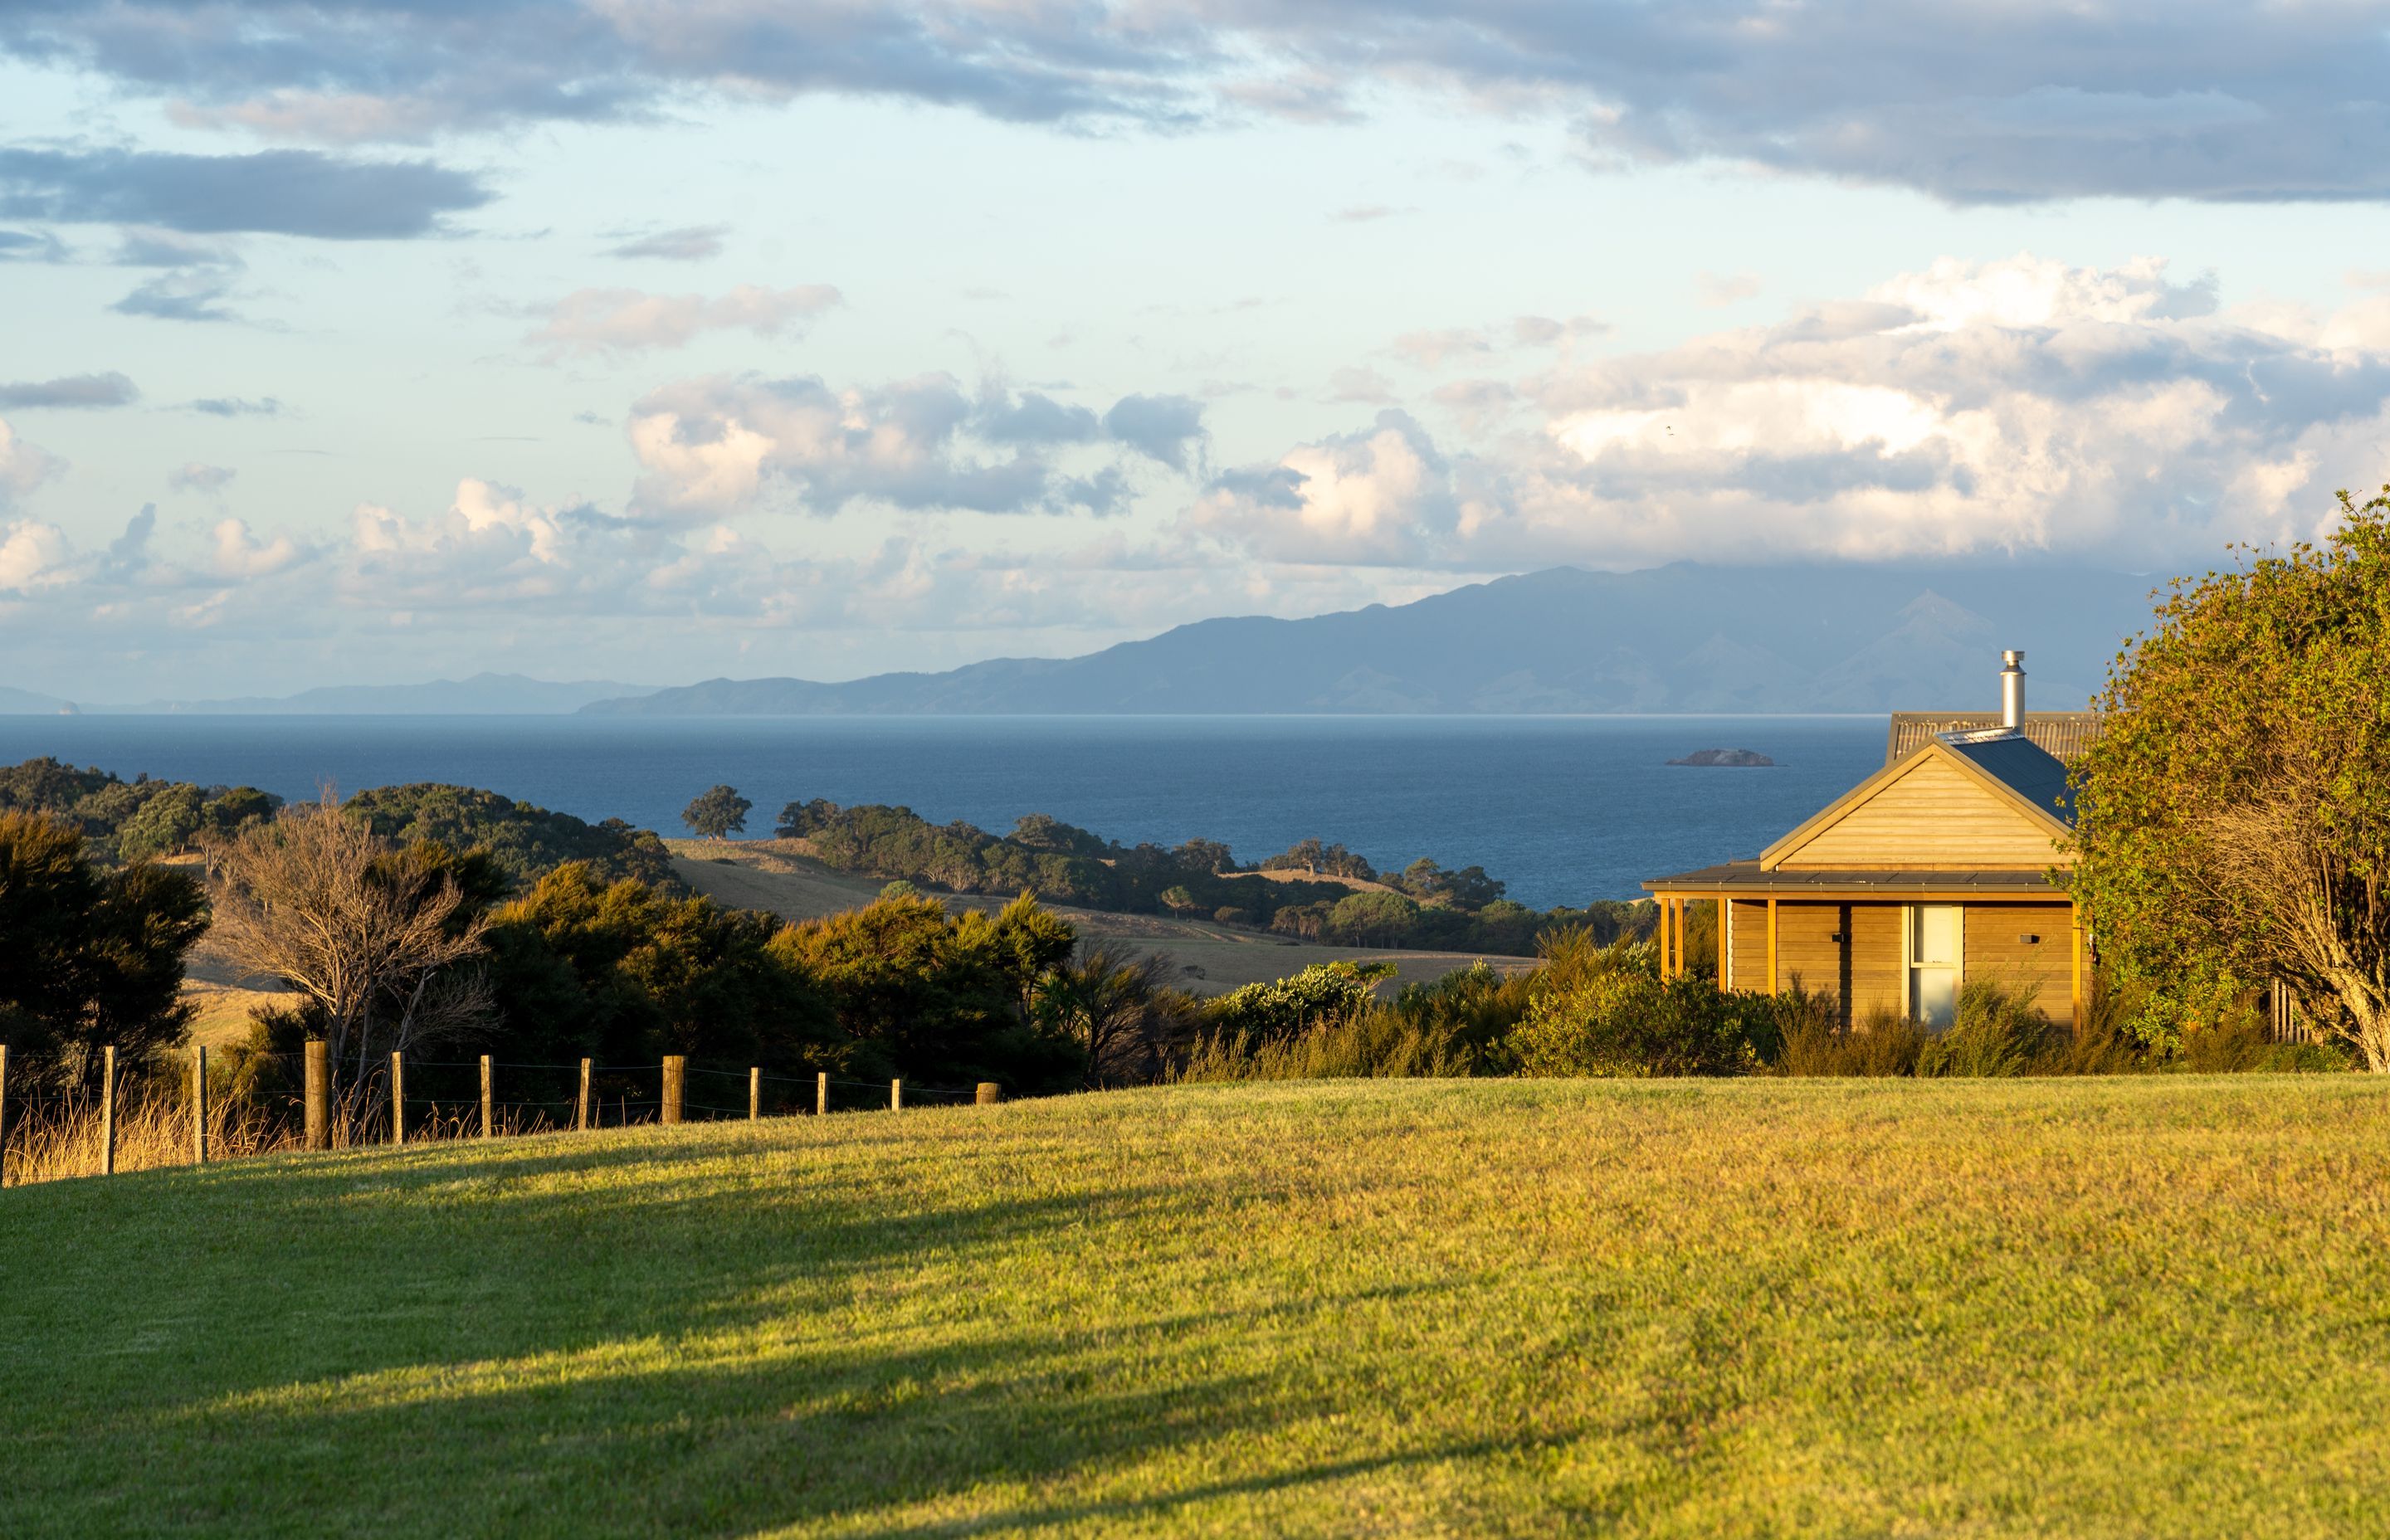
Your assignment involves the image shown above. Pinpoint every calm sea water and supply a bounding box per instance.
[0,715,1886,907]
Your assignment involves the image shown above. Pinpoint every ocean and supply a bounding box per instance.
[0,714,1889,908]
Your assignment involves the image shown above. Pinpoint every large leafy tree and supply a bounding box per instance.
[681,785,751,840]
[2073,490,2390,1068]
[0,811,208,1092]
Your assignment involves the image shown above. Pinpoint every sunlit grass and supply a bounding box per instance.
[4,1079,2388,1538]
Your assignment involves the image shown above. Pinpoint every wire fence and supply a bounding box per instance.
[0,1043,1005,1188]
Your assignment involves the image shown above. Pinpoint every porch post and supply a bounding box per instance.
[1716,894,1729,986]
[1765,898,1779,995]
[2071,902,2085,1032]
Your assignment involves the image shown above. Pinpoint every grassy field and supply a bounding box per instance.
[4,1079,2388,1538]
[668,839,1536,994]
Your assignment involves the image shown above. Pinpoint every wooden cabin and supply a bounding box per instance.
[1645,652,2091,1028]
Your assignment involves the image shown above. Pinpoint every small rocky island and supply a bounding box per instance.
[1668,748,1775,768]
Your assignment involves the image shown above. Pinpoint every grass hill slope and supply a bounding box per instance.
[667,839,1535,994]
[5,1079,2388,1538]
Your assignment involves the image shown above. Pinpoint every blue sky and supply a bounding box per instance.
[7,2,2390,699]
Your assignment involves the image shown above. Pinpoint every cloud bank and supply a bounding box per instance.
[0,147,490,236]
[0,372,138,409]
[11,3,2390,202]
[1193,254,2390,568]
[626,373,1205,518]
[528,284,842,358]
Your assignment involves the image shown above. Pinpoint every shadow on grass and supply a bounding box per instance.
[0,1124,1546,1538]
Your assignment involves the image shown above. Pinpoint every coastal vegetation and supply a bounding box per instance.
[347,782,678,889]
[2073,488,2390,1068]
[0,811,207,1096]
[7,1078,2388,1538]
[681,782,752,839]
[0,755,279,862]
[775,797,1639,953]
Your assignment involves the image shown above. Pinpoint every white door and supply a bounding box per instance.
[1910,905,1961,1028]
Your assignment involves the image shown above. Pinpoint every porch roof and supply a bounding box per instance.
[1644,860,2067,898]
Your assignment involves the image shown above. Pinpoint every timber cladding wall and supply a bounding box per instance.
[1963,902,2075,1018]
[1727,901,1903,1023]
[1773,755,2063,870]
[1774,903,1842,1002]
[1725,900,2056,1025]
[1847,904,1905,1022]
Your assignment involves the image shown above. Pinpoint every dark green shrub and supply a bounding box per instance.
[1508,969,1768,1078]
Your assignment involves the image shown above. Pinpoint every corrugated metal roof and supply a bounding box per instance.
[1936,729,2076,827]
[1885,711,2100,765]
[1646,860,2066,894]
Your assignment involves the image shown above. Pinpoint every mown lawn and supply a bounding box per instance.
[3,1078,2388,1538]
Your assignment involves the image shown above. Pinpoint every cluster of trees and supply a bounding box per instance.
[347,782,680,890]
[0,757,280,864]
[0,812,208,1094]
[769,797,1646,955]
[0,781,1192,1106]
[2072,489,2390,1072]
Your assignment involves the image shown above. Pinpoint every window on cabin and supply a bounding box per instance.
[1910,904,1960,1029]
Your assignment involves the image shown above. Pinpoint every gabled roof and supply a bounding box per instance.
[1885,710,2100,766]
[1937,728,2075,826]
[1646,860,2067,896]
[1756,729,2075,872]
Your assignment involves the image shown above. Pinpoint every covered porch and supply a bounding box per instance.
[1646,863,2087,1030]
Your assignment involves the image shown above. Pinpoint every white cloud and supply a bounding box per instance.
[1392,328,1492,369]
[626,373,1193,519]
[1695,271,1763,309]
[0,417,62,508]
[1188,411,1478,564]
[207,518,310,577]
[527,284,843,358]
[168,462,236,495]
[0,519,75,590]
[1193,254,2390,570]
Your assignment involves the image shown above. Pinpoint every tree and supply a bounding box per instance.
[116,782,206,860]
[2073,490,2390,1068]
[0,811,207,1092]
[681,784,751,840]
[1324,889,1422,945]
[1033,941,1199,1088]
[483,862,836,1075]
[771,891,1080,1089]
[206,794,493,1088]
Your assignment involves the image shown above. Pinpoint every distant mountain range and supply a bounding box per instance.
[3,565,2162,719]
[0,673,661,716]
[582,563,2157,716]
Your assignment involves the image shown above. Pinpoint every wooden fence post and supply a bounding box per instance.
[302,1039,329,1152]
[816,1071,827,1117]
[976,1081,1002,1105]
[890,1078,903,1112]
[661,1055,685,1125]
[577,1058,592,1133]
[0,1042,9,1187]
[193,1045,210,1165]
[480,1055,494,1139]
[389,1050,404,1148]
[749,1066,761,1121]
[101,1044,119,1174]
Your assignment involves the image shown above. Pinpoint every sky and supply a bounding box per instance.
[8,3,2390,701]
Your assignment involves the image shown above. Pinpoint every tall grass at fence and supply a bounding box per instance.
[0,1088,583,1188]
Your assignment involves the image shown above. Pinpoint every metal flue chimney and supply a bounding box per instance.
[2000,650,2026,729]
